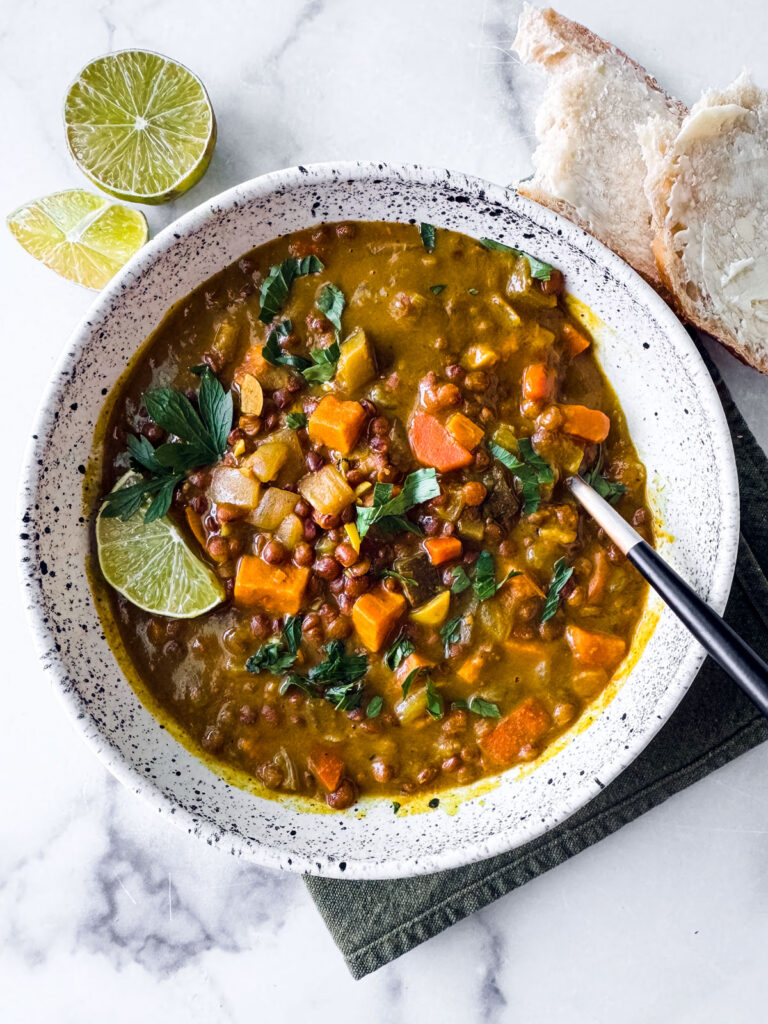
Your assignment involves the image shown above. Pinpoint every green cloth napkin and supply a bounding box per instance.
[305,351,768,979]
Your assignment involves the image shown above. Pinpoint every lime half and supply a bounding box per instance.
[7,190,148,289]
[97,473,225,618]
[64,49,216,204]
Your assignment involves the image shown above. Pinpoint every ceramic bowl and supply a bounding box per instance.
[19,162,739,878]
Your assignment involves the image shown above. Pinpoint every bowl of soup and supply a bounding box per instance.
[19,162,739,878]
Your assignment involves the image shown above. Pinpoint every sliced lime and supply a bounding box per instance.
[6,190,148,289]
[64,49,216,204]
[97,473,225,618]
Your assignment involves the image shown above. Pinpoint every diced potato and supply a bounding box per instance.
[245,440,290,482]
[458,516,485,542]
[209,467,262,509]
[249,487,299,530]
[240,373,264,416]
[394,685,428,725]
[298,464,355,516]
[337,328,376,392]
[477,596,512,642]
[491,424,518,452]
[276,512,304,551]
[463,343,498,369]
[213,321,240,364]
[410,590,451,627]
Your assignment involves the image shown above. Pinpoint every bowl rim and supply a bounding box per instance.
[18,160,740,877]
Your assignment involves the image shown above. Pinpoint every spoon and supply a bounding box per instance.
[566,475,768,717]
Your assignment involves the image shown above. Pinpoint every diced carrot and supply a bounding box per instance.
[481,697,551,764]
[308,394,367,454]
[394,652,434,684]
[587,548,610,604]
[408,412,473,472]
[309,747,345,792]
[522,363,555,402]
[424,536,462,565]
[185,507,207,548]
[352,587,407,652]
[562,322,591,357]
[233,344,289,390]
[565,625,626,670]
[446,411,485,452]
[559,404,611,443]
[234,555,310,615]
[457,652,486,684]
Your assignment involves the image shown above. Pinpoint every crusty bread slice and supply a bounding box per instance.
[642,73,768,373]
[513,4,686,286]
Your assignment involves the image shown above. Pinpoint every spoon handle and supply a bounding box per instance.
[566,476,768,717]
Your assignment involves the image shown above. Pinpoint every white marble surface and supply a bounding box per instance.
[3,0,768,1018]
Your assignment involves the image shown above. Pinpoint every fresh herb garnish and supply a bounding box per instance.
[479,237,555,281]
[451,696,500,718]
[419,222,436,252]
[583,467,627,505]
[449,565,472,595]
[425,677,444,719]
[285,411,308,430]
[356,468,440,539]
[246,615,303,674]
[301,339,340,384]
[316,283,345,332]
[366,695,384,718]
[101,367,232,523]
[430,284,446,295]
[541,557,573,623]
[262,328,312,372]
[400,666,423,698]
[385,632,416,671]
[392,801,401,814]
[489,438,553,515]
[472,550,521,601]
[259,255,324,323]
[277,639,369,711]
[439,615,464,655]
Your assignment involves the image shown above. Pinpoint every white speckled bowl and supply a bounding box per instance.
[19,162,739,878]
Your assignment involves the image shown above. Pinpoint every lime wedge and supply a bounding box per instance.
[64,49,216,204]
[97,473,225,618]
[7,190,147,289]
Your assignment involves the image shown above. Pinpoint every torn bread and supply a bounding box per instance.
[513,4,686,286]
[642,73,768,373]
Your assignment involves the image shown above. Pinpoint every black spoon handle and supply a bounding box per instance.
[566,476,768,718]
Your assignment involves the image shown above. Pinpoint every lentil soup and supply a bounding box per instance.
[96,220,652,811]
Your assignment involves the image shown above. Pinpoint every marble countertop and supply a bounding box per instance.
[3,0,768,1019]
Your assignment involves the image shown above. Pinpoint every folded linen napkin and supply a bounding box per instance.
[305,348,768,979]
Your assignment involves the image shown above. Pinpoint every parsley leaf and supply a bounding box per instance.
[101,368,231,523]
[419,223,436,252]
[430,284,446,295]
[479,237,555,281]
[302,339,340,384]
[316,283,345,332]
[285,411,308,430]
[439,615,464,655]
[356,468,440,539]
[262,328,312,372]
[449,565,472,595]
[259,255,324,323]
[385,632,415,671]
[392,801,401,814]
[400,666,424,698]
[366,695,384,719]
[425,677,444,719]
[542,558,573,622]
[246,615,303,674]
[489,438,552,515]
[280,639,369,711]
[472,550,521,601]
[583,467,627,505]
[452,696,500,718]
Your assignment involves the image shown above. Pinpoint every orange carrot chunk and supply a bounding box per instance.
[408,411,473,472]
[565,625,626,670]
[308,394,367,454]
[394,652,434,684]
[481,697,551,764]
[309,747,346,792]
[446,411,485,452]
[234,555,310,615]
[562,322,591,357]
[522,363,555,402]
[424,536,462,565]
[559,404,611,443]
[352,587,407,652]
